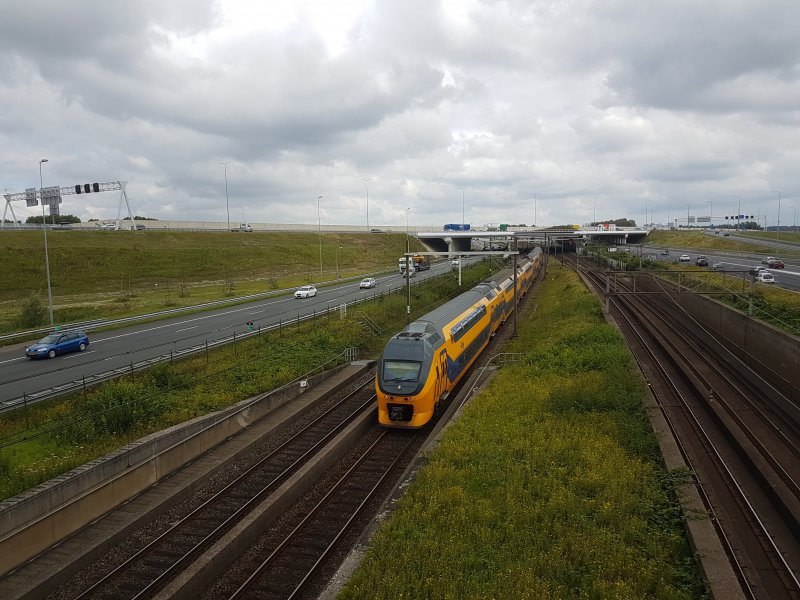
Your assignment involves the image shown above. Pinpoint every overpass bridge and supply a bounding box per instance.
[416,227,649,255]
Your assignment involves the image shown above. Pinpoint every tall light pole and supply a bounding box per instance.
[405,207,411,324]
[362,178,371,229]
[736,196,741,232]
[706,200,712,228]
[336,245,342,279]
[593,197,597,224]
[533,193,537,228]
[405,207,411,252]
[39,159,54,327]
[773,190,781,240]
[221,161,231,231]
[458,187,465,230]
[318,195,323,278]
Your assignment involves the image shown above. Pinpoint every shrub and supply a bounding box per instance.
[18,294,47,328]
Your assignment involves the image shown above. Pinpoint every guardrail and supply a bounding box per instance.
[0,276,368,345]
[0,275,431,414]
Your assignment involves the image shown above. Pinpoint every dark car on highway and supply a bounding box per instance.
[26,330,90,359]
[695,256,709,267]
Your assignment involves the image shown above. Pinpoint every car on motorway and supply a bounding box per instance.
[99,222,117,230]
[767,259,784,268]
[659,249,670,255]
[756,272,775,283]
[359,277,377,289]
[451,257,461,266]
[26,330,90,359]
[695,256,709,267]
[294,285,317,298]
[761,256,776,265]
[679,254,691,262]
[135,224,146,231]
[712,262,725,270]
[403,267,417,278]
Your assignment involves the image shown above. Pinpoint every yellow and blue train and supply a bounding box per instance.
[376,248,543,428]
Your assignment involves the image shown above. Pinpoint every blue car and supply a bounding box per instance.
[25,330,90,359]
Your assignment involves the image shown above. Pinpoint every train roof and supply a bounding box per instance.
[402,269,511,337]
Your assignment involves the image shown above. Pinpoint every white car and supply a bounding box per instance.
[402,268,416,278]
[294,285,317,298]
[359,278,376,289]
[756,272,775,283]
[761,256,776,265]
[679,254,691,262]
[451,258,460,266]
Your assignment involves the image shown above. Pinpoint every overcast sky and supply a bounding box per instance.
[2,0,798,229]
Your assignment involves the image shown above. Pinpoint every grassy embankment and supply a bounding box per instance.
[340,263,707,600]
[739,230,800,245]
[645,229,800,256]
[0,260,498,501]
[0,230,423,334]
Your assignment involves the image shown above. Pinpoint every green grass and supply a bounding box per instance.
[0,261,499,500]
[339,264,707,600]
[0,230,425,333]
[645,229,796,255]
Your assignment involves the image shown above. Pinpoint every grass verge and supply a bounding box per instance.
[0,262,497,501]
[339,263,707,599]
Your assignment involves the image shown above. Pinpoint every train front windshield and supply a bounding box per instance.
[382,360,421,383]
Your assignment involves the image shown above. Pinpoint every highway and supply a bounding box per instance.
[0,260,467,410]
[640,247,800,292]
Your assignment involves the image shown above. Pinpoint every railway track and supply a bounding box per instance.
[575,256,800,599]
[57,377,378,600]
[212,429,419,600]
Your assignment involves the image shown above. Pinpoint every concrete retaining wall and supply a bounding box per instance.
[0,366,344,571]
[635,275,800,390]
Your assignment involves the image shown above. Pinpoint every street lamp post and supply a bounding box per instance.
[39,159,54,327]
[362,178,371,229]
[737,196,741,232]
[336,245,342,279]
[773,190,781,241]
[405,207,410,252]
[318,196,323,279]
[221,161,231,231]
[458,187,465,230]
[533,193,537,228]
[405,207,411,324]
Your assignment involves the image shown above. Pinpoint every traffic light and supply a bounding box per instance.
[75,183,101,193]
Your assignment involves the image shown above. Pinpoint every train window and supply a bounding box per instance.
[383,360,421,382]
[450,306,487,342]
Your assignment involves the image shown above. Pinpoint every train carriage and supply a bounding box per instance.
[377,248,543,428]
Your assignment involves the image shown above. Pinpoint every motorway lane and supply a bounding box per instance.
[0,261,468,408]
[641,247,800,292]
